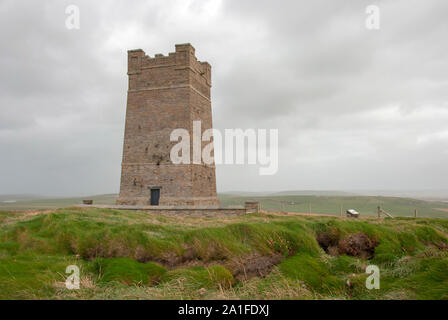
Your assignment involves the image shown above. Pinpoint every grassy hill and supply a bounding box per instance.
[0,194,117,211]
[1,193,448,218]
[220,194,448,218]
[0,207,447,299]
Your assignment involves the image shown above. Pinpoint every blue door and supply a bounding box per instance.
[150,189,160,206]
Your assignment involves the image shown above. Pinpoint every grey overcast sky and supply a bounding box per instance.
[0,0,447,196]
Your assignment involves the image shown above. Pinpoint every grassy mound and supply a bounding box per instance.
[279,252,344,292]
[93,257,166,285]
[0,207,447,299]
[163,265,235,290]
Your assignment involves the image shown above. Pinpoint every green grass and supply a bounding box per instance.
[279,252,344,292]
[93,257,166,285]
[0,194,118,211]
[220,194,448,218]
[162,265,235,290]
[1,193,448,219]
[0,254,83,299]
[0,207,447,299]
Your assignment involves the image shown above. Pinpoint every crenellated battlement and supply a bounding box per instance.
[127,43,211,86]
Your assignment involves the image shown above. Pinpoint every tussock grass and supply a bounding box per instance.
[0,207,447,299]
[92,257,166,285]
[162,265,235,290]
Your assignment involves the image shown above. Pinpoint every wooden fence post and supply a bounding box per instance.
[377,206,381,218]
[414,209,418,218]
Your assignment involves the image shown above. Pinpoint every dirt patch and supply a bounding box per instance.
[434,208,448,213]
[225,253,283,281]
[338,233,378,259]
[317,230,378,259]
[85,241,284,282]
[435,241,448,251]
[316,228,340,252]
[154,247,199,267]
[146,247,283,281]
[158,251,283,281]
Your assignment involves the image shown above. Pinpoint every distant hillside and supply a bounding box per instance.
[0,194,118,211]
[219,194,448,218]
[221,190,359,197]
[269,190,359,196]
[223,190,448,200]
[347,190,448,201]
[2,193,448,218]
[0,194,47,202]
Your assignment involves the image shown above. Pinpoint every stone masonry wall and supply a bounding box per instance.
[117,44,219,206]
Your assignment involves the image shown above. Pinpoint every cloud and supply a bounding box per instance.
[0,0,447,196]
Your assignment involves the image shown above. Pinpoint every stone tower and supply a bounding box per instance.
[117,44,219,206]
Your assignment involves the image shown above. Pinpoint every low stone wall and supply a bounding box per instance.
[245,201,259,214]
[78,204,247,217]
[147,207,246,217]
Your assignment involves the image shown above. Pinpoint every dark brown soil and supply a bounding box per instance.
[435,241,448,251]
[225,253,283,281]
[317,230,378,259]
[338,233,378,259]
[135,243,284,281]
[316,228,340,252]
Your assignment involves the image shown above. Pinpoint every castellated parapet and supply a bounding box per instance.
[117,43,220,206]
